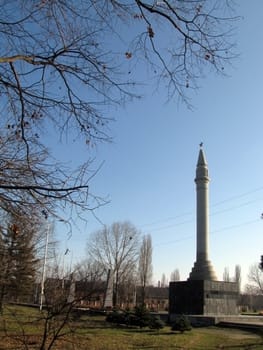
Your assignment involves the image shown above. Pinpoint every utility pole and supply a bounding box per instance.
[40,223,50,311]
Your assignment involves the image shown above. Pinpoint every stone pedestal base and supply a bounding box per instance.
[188,259,217,281]
[169,280,239,316]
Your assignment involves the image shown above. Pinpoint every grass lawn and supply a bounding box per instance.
[0,306,263,349]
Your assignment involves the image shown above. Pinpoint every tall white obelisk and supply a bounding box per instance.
[188,146,217,281]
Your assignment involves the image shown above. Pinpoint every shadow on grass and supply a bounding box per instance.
[121,328,154,334]
[74,319,111,330]
[116,327,183,336]
[218,342,263,349]
[147,331,186,336]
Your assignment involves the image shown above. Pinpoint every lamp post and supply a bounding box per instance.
[39,223,50,311]
[62,248,70,289]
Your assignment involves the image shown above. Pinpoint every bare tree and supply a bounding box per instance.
[161,273,168,287]
[0,132,105,226]
[170,269,180,282]
[86,221,140,307]
[246,263,263,295]
[223,267,230,282]
[138,234,153,305]
[74,259,106,283]
[0,1,238,223]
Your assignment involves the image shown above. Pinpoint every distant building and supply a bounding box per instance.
[33,277,169,311]
[239,294,263,313]
[136,286,169,311]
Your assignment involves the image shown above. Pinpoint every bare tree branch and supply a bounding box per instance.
[0,1,238,223]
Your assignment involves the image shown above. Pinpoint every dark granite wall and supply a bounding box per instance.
[169,280,239,316]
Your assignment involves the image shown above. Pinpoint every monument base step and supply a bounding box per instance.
[169,314,263,328]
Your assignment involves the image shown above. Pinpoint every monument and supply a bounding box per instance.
[169,146,239,318]
[188,147,217,281]
[103,269,113,309]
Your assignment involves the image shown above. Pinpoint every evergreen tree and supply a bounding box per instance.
[0,215,39,309]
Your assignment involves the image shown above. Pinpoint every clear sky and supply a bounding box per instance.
[55,1,263,290]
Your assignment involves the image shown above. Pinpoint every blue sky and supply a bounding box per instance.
[55,1,263,290]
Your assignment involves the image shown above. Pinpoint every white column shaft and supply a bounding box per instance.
[196,181,209,261]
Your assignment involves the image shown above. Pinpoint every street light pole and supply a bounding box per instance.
[40,223,50,311]
[62,248,70,289]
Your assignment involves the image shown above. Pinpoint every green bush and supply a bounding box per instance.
[133,305,151,328]
[106,306,164,329]
[105,311,126,324]
[171,315,192,333]
[149,316,165,330]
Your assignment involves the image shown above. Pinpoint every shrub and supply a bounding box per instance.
[106,306,165,330]
[171,315,192,333]
[134,305,151,328]
[149,316,165,330]
[105,311,126,324]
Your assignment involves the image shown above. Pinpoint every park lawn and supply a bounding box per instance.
[70,323,263,350]
[0,306,263,349]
